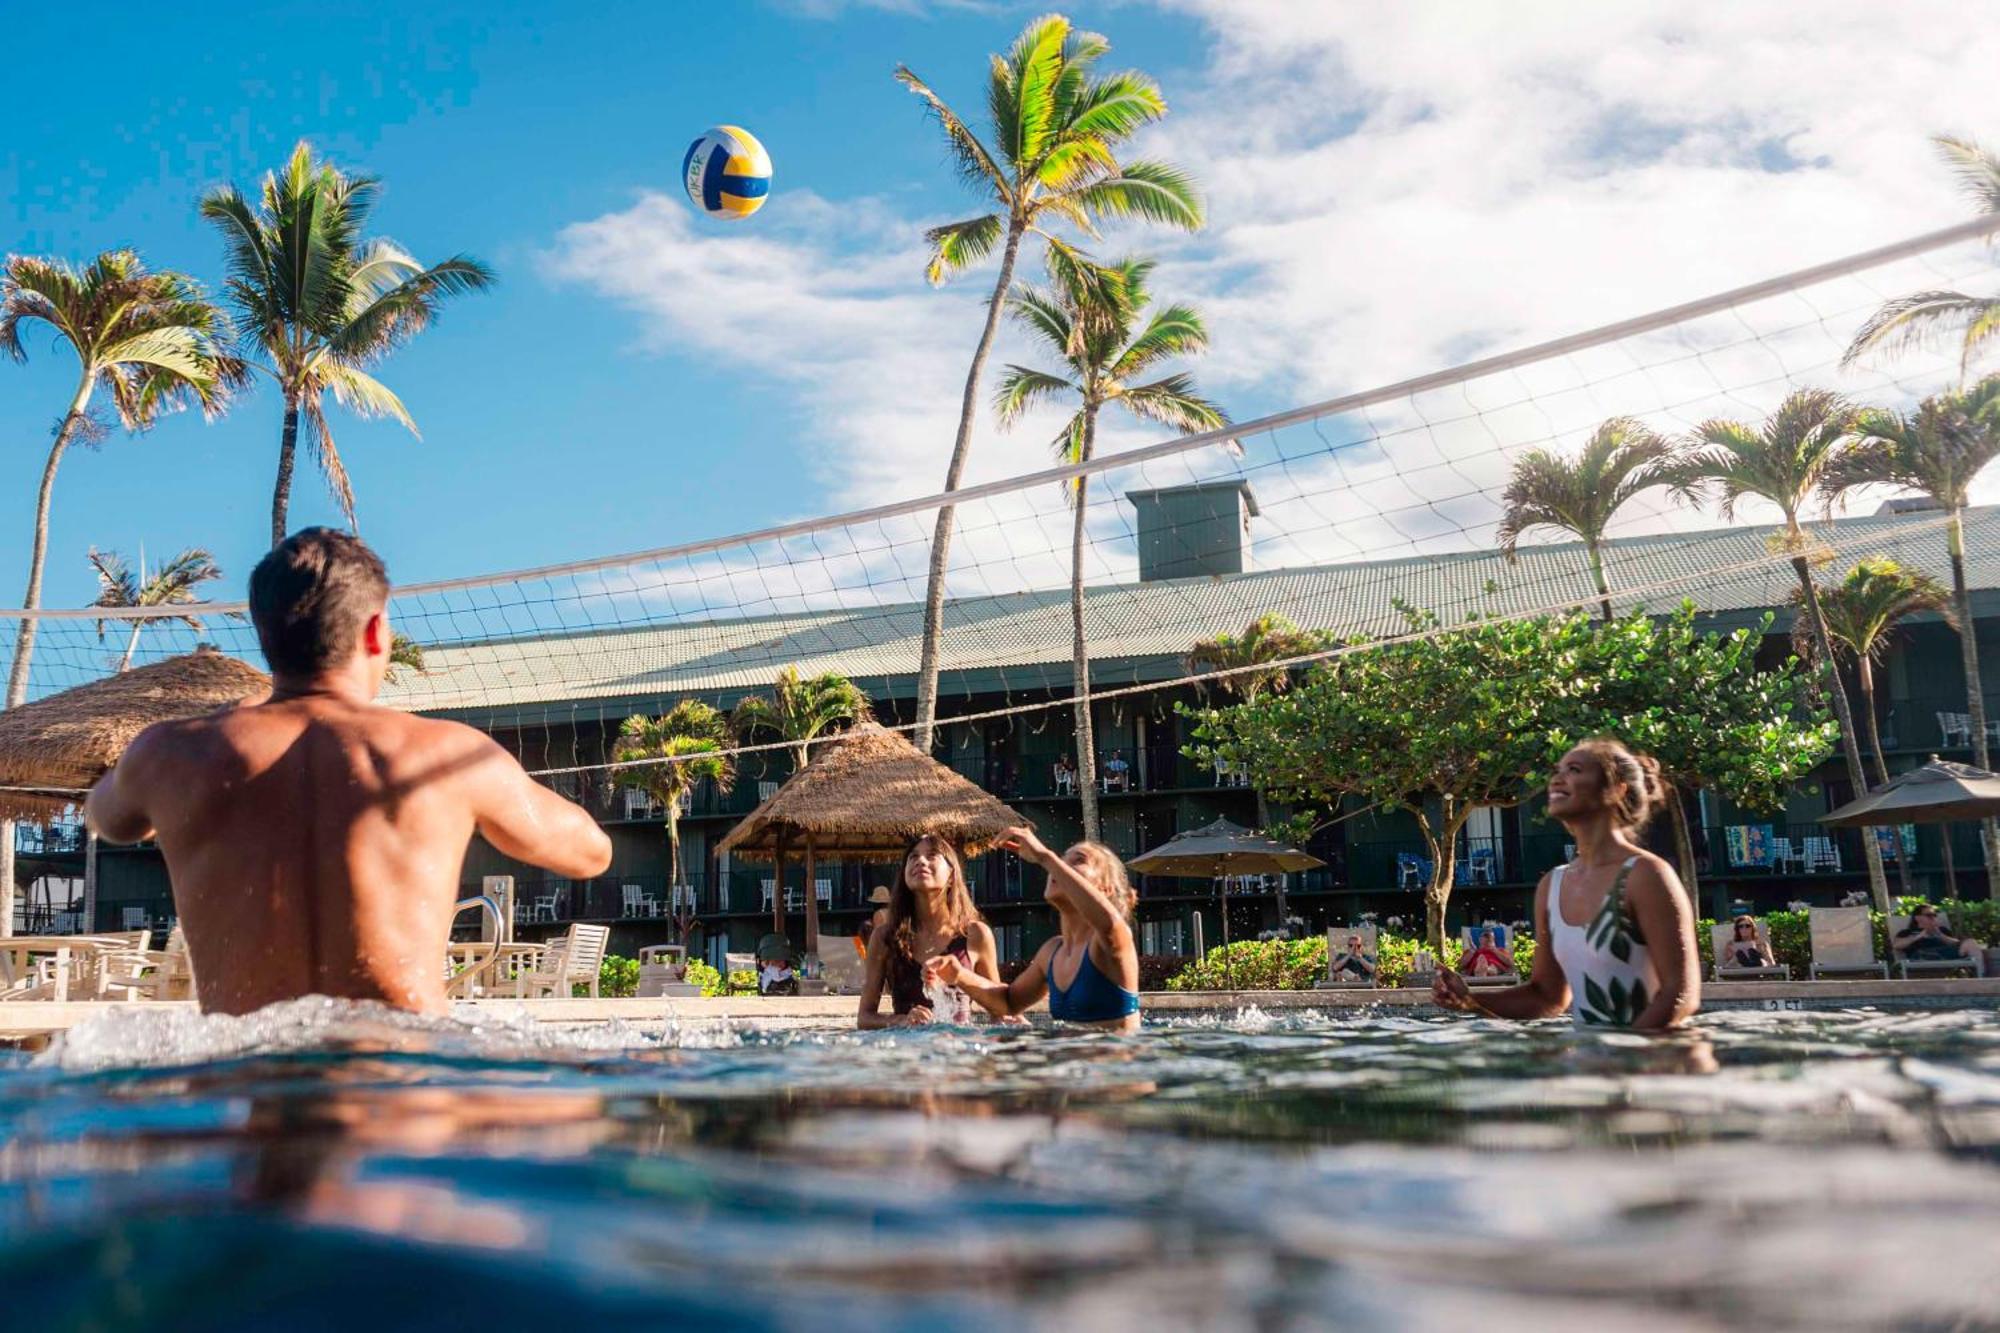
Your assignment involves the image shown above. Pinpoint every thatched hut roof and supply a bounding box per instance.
[717,722,1029,861]
[0,648,270,822]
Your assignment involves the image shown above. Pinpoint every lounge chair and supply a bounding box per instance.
[1395,853,1431,890]
[1458,923,1519,987]
[817,940,867,995]
[1887,911,1986,979]
[516,924,610,998]
[1315,923,1379,989]
[1808,906,1888,979]
[1711,919,1790,981]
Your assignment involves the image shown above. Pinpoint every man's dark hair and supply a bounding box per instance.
[249,528,390,676]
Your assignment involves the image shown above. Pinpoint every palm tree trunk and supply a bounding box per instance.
[1791,554,1891,913]
[1071,410,1101,844]
[1857,656,1912,898]
[272,399,301,549]
[1945,508,2000,898]
[1667,787,1701,900]
[118,623,144,673]
[912,220,1028,752]
[1,372,93,939]
[1587,541,1615,623]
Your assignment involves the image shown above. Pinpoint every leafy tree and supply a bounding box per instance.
[897,13,1203,750]
[730,666,872,773]
[86,546,224,671]
[386,632,426,685]
[1,250,241,937]
[1667,388,1892,910]
[614,702,735,923]
[1843,136,2000,377]
[1788,558,1953,896]
[1496,416,1677,622]
[202,141,494,547]
[1185,606,1836,951]
[996,254,1226,840]
[1825,377,2000,894]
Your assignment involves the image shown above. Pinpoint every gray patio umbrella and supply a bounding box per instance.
[1128,820,1324,985]
[1821,756,2000,826]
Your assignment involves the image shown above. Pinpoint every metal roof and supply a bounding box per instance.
[383,505,1999,720]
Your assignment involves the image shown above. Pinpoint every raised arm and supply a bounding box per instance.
[1001,827,1134,953]
[1434,873,1570,1020]
[1625,858,1700,1030]
[455,723,612,881]
[931,938,1052,1018]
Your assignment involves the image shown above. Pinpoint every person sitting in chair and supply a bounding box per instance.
[1102,752,1131,791]
[1723,915,1776,970]
[1893,904,1986,969]
[759,955,798,996]
[1462,928,1512,977]
[1052,754,1076,795]
[1330,933,1376,980]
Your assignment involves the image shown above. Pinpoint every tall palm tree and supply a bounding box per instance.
[614,702,735,929]
[201,141,494,547]
[1824,376,2000,893]
[996,256,1225,840]
[897,13,1204,751]
[87,546,223,671]
[1497,417,1678,622]
[1843,135,2000,378]
[1668,388,1892,910]
[1789,557,1955,896]
[0,250,240,937]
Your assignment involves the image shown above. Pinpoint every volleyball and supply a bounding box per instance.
[682,125,772,221]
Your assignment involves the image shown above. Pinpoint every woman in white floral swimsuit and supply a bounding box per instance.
[1434,737,1700,1029]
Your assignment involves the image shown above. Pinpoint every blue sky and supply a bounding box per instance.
[4,0,1992,618]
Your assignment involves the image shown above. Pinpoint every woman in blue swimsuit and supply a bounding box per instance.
[929,826,1141,1033]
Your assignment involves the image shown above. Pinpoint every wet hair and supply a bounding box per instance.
[1061,841,1137,917]
[886,834,981,960]
[1566,737,1668,833]
[249,528,390,676]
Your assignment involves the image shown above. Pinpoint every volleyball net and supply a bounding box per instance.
[3,213,1997,792]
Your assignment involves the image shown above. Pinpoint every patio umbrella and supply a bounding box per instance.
[717,722,1030,955]
[1128,819,1325,985]
[0,648,269,929]
[1821,756,2000,826]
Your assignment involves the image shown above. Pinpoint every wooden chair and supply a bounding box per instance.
[1808,906,1888,979]
[620,883,661,918]
[515,924,610,998]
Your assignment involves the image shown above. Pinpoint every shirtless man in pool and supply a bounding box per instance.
[85,529,611,1016]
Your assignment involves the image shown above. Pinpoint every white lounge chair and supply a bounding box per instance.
[1887,911,1986,978]
[1808,906,1888,979]
[1711,919,1790,981]
[814,878,833,907]
[1459,923,1520,987]
[1316,923,1379,989]
[1938,711,1973,748]
[121,907,150,932]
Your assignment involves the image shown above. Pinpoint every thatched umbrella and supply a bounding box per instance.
[0,648,269,930]
[717,722,1029,954]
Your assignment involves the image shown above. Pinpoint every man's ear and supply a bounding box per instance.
[363,611,390,658]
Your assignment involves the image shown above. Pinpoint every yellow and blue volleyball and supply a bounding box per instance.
[681,125,771,221]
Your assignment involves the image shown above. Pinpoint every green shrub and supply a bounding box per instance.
[684,958,724,997]
[727,968,759,995]
[596,955,639,998]
[1164,932,1502,991]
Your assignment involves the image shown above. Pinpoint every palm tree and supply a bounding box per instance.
[614,702,735,935]
[1668,388,1892,910]
[1843,136,2000,378]
[386,632,426,684]
[201,141,494,547]
[1497,417,1678,622]
[1789,557,1955,896]
[87,546,223,671]
[897,13,1204,751]
[1824,376,2000,893]
[1,250,240,937]
[995,256,1226,841]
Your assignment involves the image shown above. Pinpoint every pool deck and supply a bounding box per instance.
[4,976,1997,1042]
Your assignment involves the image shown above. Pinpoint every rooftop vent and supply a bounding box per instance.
[1875,497,1942,516]
[1126,481,1260,582]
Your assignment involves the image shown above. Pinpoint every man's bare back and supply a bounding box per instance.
[85,528,611,1016]
[89,692,611,1015]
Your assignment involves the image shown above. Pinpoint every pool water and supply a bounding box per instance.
[2,1002,1997,1331]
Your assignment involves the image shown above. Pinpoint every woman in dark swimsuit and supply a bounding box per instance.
[856,834,1000,1029]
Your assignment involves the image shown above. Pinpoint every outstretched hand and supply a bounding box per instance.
[996,825,1052,865]
[1431,966,1479,1013]
[923,954,967,989]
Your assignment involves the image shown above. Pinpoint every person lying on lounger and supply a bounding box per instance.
[1723,916,1776,970]
[1462,928,1512,977]
[1893,905,1986,967]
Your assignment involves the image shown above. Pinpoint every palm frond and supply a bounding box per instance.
[1110,302,1208,377]
[1934,134,2000,214]
[895,65,1010,197]
[1115,373,1228,434]
[921,214,1004,286]
[1054,159,1205,231]
[1063,70,1167,142]
[320,363,417,435]
[1842,289,2000,374]
[299,396,357,529]
[993,365,1076,424]
[1005,13,1070,166]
